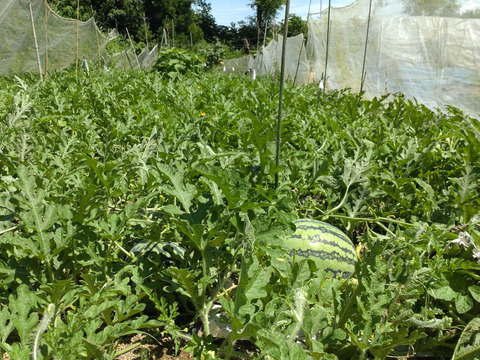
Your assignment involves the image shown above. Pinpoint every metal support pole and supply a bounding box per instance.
[360,0,373,92]
[323,0,332,90]
[275,0,290,188]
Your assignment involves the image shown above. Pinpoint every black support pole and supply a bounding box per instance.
[275,0,291,188]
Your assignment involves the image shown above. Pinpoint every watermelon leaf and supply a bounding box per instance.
[452,317,480,360]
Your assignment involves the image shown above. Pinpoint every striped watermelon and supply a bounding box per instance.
[282,219,357,279]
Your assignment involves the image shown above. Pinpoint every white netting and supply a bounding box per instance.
[0,0,114,74]
[307,0,480,116]
[224,34,310,84]
[226,0,480,117]
[112,44,160,70]
[223,55,254,74]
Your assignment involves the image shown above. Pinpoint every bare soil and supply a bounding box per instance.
[1,334,258,359]
[1,335,193,360]
[115,334,193,360]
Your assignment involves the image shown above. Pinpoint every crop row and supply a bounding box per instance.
[0,70,479,359]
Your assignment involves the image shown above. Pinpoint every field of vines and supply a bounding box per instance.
[0,69,479,359]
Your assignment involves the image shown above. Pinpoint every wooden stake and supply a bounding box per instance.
[28,1,43,84]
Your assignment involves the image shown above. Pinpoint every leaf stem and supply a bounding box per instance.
[113,342,142,357]
[113,240,136,261]
[33,303,56,360]
[324,214,422,228]
[0,225,21,235]
[325,185,351,215]
[202,270,232,337]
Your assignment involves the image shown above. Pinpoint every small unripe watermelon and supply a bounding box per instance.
[282,219,357,279]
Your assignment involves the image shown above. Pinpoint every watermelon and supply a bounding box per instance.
[282,219,357,279]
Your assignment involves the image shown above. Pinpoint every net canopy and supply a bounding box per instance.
[224,34,310,84]
[0,0,114,75]
[113,45,160,70]
[226,0,480,117]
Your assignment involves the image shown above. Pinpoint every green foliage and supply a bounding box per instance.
[51,0,199,45]
[152,48,206,78]
[194,40,227,68]
[49,0,95,21]
[50,0,280,54]
[453,317,480,359]
[0,69,479,359]
[251,0,286,30]
[401,0,462,16]
[280,14,308,37]
[194,0,218,41]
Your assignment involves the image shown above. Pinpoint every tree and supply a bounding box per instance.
[144,0,197,45]
[51,0,201,45]
[401,0,461,17]
[279,14,307,37]
[250,0,285,41]
[236,19,257,53]
[94,0,145,39]
[460,7,480,18]
[50,0,95,21]
[194,0,217,42]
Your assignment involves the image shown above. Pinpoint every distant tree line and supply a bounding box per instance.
[401,0,480,17]
[48,0,478,55]
[49,0,308,52]
[50,0,203,47]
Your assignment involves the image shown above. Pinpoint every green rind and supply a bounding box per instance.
[282,219,357,279]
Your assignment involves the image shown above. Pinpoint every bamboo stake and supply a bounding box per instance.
[275,0,290,189]
[262,20,268,48]
[161,28,168,48]
[44,0,49,76]
[76,0,79,76]
[293,36,305,85]
[125,49,133,69]
[323,0,332,91]
[95,24,101,71]
[126,28,141,68]
[28,1,43,84]
[143,12,149,50]
[360,0,373,92]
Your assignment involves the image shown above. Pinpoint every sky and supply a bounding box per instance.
[209,0,355,26]
[462,0,480,11]
[208,0,480,26]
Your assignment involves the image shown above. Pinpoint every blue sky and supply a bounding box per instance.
[208,0,355,26]
[207,0,480,26]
